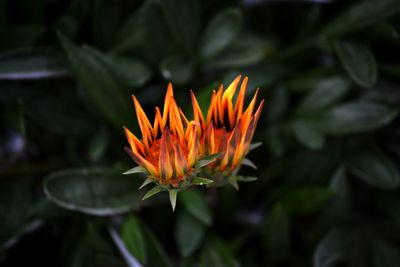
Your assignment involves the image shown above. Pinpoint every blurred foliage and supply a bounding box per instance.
[1,0,400,266]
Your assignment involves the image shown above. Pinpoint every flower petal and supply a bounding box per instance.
[124,147,158,177]
[159,129,174,181]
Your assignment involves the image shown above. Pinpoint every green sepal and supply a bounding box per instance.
[249,142,262,152]
[123,166,147,175]
[237,176,258,182]
[169,189,178,211]
[196,153,221,168]
[142,186,163,200]
[139,177,154,190]
[192,177,214,186]
[241,158,257,169]
[228,176,239,190]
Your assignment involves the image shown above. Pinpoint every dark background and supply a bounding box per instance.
[1,0,400,266]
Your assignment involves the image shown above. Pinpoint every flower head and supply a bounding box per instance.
[191,75,264,173]
[124,84,200,188]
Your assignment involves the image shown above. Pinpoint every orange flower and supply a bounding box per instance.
[191,75,264,172]
[124,84,199,188]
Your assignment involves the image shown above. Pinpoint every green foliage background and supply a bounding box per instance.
[1,0,400,266]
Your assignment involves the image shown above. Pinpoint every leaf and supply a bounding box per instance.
[160,56,194,85]
[69,223,126,267]
[197,153,221,168]
[192,177,214,186]
[236,176,258,182]
[88,131,109,161]
[315,101,398,135]
[123,166,147,175]
[263,204,290,264]
[25,94,95,137]
[180,190,212,226]
[141,1,179,63]
[200,238,237,267]
[295,76,351,115]
[204,41,264,69]
[111,56,152,88]
[58,33,134,129]
[0,178,36,247]
[0,49,67,80]
[43,168,141,216]
[281,187,333,215]
[249,142,262,152]
[370,233,400,267]
[176,211,205,257]
[346,147,400,190]
[313,228,349,267]
[292,121,325,150]
[121,215,147,264]
[142,186,163,200]
[334,41,377,87]
[141,224,173,267]
[139,178,154,190]
[329,166,352,217]
[321,0,400,38]
[169,189,178,211]
[241,158,257,169]
[228,176,239,191]
[200,8,242,58]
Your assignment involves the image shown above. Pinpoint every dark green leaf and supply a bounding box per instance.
[200,8,242,58]
[282,187,333,215]
[58,33,134,129]
[197,153,221,168]
[160,56,194,85]
[180,190,212,226]
[192,177,214,186]
[292,121,325,150]
[43,168,141,216]
[0,49,67,80]
[313,228,349,267]
[111,56,152,88]
[142,186,163,200]
[346,147,400,190]
[200,239,237,267]
[321,0,400,37]
[121,215,147,264]
[295,76,351,115]
[141,224,173,267]
[263,204,290,264]
[370,234,400,267]
[176,211,205,257]
[334,41,377,87]
[204,41,264,69]
[123,166,147,175]
[316,102,398,135]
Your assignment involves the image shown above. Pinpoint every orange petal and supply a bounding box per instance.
[153,107,162,137]
[162,83,174,130]
[234,76,248,122]
[169,97,185,143]
[173,143,188,177]
[206,91,217,125]
[187,123,199,167]
[125,147,158,177]
[241,88,259,130]
[222,75,241,128]
[124,126,144,155]
[132,95,153,149]
[191,90,205,128]
[159,129,174,180]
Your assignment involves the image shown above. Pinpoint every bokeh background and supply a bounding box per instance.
[1,0,400,266]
